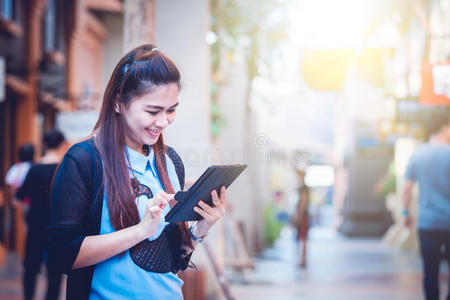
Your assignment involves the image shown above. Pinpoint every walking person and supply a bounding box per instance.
[402,115,450,300]
[292,168,310,268]
[16,130,67,300]
[48,44,227,299]
[4,143,35,258]
[5,143,35,195]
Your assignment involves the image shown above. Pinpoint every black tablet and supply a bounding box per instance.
[165,164,247,223]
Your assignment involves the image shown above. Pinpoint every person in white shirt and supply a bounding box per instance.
[5,143,35,193]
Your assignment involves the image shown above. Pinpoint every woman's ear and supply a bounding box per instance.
[114,96,121,113]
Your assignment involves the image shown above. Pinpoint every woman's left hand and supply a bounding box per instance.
[193,186,227,237]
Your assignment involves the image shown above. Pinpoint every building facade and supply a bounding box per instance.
[0,0,123,257]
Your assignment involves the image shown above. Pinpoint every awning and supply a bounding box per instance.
[420,60,450,105]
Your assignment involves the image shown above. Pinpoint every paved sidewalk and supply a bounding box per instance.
[0,227,448,299]
[0,253,66,300]
[230,227,449,300]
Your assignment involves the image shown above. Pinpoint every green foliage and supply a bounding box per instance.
[211,0,289,79]
[211,100,226,138]
[209,0,291,139]
[374,161,396,198]
[381,162,396,197]
[263,202,284,246]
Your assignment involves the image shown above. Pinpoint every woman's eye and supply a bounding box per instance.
[146,111,159,115]
[168,109,176,113]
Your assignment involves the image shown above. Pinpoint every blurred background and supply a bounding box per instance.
[0,0,449,299]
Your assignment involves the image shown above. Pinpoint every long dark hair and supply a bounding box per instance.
[93,44,191,247]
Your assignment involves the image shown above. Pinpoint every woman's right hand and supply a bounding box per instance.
[73,191,174,269]
[137,191,172,239]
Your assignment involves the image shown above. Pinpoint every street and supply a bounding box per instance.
[0,226,448,299]
[231,226,447,300]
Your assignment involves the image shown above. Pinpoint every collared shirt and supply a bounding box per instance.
[405,143,450,231]
[89,146,183,300]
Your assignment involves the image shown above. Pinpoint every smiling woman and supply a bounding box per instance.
[47,44,228,300]
[117,83,179,154]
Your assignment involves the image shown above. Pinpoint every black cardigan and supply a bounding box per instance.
[48,138,187,300]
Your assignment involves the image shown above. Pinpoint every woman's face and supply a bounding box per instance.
[117,83,179,154]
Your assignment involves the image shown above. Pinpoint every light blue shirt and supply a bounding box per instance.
[404,143,450,231]
[89,146,184,300]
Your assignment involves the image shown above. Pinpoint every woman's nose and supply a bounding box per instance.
[154,113,169,128]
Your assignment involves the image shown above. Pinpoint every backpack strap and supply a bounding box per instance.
[165,146,185,191]
[77,140,185,197]
[76,138,104,220]
[77,139,101,186]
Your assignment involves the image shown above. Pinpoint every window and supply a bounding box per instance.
[43,0,56,52]
[42,0,65,53]
[1,0,13,20]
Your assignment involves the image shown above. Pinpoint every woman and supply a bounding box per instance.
[48,44,226,299]
[292,168,309,268]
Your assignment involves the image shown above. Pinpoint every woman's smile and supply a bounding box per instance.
[146,128,161,138]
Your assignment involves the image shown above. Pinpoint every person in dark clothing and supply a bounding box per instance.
[17,130,67,300]
[5,143,35,251]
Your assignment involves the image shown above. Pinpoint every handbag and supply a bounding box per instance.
[128,178,177,273]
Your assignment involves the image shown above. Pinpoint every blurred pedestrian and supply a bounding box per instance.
[402,114,450,300]
[291,168,310,268]
[48,44,227,299]
[5,143,35,194]
[16,130,67,300]
[5,143,35,217]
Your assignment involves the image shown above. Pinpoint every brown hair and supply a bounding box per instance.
[93,44,191,247]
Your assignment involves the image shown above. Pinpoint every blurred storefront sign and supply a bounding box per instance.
[377,119,425,142]
[420,60,450,105]
[376,98,434,142]
[377,95,449,142]
[396,99,426,120]
[56,110,99,142]
[356,136,393,156]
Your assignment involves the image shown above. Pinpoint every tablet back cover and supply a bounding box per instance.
[165,164,247,223]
